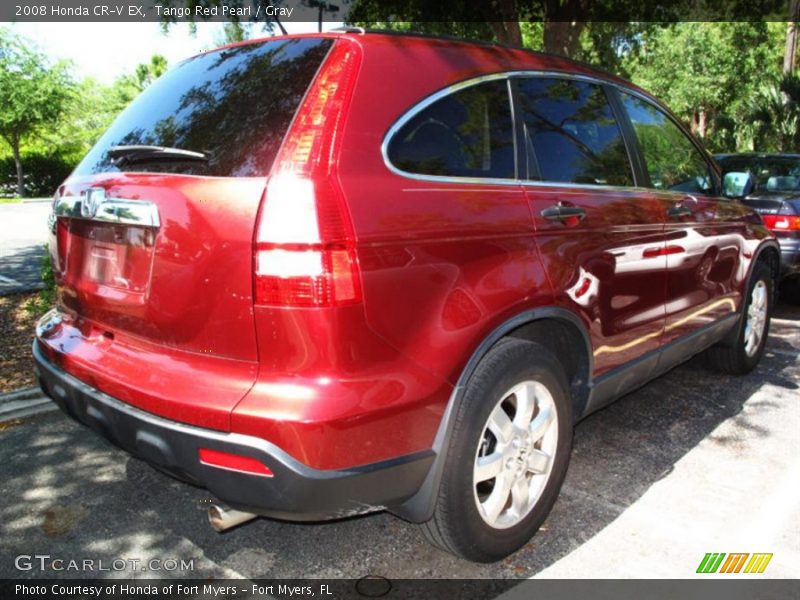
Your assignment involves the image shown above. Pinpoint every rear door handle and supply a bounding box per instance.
[667,206,693,219]
[541,205,586,222]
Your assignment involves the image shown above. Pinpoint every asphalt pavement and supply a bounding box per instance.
[0,302,797,582]
[0,201,51,295]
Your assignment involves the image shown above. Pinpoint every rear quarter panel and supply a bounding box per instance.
[337,36,555,386]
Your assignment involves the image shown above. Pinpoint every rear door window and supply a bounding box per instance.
[75,38,333,178]
[387,80,516,179]
[517,77,634,187]
[620,93,714,194]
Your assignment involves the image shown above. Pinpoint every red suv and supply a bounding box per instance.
[34,31,778,562]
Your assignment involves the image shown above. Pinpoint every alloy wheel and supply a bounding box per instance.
[473,380,559,529]
[744,280,768,357]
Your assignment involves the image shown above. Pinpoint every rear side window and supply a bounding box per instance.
[620,93,713,194]
[519,77,633,186]
[387,80,515,179]
[74,38,333,178]
[518,78,633,187]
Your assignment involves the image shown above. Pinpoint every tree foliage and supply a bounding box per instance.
[1,16,797,200]
[744,73,800,152]
[623,22,782,148]
[214,21,255,45]
[113,54,169,106]
[0,29,72,197]
[0,29,170,197]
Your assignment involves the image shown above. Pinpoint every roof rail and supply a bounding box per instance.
[331,26,366,34]
[324,27,630,87]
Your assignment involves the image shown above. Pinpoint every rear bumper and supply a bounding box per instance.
[33,340,434,521]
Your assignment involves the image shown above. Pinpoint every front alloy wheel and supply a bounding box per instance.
[706,261,773,375]
[744,280,768,357]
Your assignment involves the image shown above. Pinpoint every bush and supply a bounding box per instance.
[0,153,76,198]
[24,245,56,317]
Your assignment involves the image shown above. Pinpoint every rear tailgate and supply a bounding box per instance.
[53,175,265,361]
[40,36,335,430]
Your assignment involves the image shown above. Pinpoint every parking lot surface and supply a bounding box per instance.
[0,202,51,295]
[1,302,798,581]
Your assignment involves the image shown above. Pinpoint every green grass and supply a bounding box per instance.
[0,197,22,204]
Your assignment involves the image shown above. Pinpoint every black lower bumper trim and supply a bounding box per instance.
[33,341,434,521]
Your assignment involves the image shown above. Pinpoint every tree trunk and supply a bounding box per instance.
[488,21,523,47]
[689,110,708,138]
[785,0,799,74]
[543,21,586,56]
[481,0,522,47]
[697,109,707,138]
[541,0,590,57]
[11,139,24,198]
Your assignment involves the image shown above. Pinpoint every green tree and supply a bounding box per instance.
[33,77,121,164]
[623,23,780,144]
[214,21,254,45]
[348,0,785,57]
[744,74,800,151]
[113,54,169,106]
[134,54,169,89]
[785,0,799,73]
[0,29,72,197]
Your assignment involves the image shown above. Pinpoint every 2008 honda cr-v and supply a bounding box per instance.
[34,30,779,562]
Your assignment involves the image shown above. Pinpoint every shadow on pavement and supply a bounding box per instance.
[0,244,46,295]
[0,303,797,579]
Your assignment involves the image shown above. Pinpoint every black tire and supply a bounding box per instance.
[421,338,573,562]
[706,262,773,375]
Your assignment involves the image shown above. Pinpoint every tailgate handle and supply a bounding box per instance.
[54,188,160,228]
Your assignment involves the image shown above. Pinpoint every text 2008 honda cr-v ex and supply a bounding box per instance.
[34,31,779,562]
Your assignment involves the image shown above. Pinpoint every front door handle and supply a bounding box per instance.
[667,205,693,219]
[541,205,586,222]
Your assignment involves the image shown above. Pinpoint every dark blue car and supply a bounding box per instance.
[716,153,800,297]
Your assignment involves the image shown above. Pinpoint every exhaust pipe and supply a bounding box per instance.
[208,504,258,532]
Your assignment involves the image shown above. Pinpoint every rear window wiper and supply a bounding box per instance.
[108,145,208,166]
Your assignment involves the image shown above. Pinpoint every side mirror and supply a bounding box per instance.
[722,171,755,199]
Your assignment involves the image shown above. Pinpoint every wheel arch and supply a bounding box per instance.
[751,240,780,288]
[392,306,592,523]
[711,238,779,351]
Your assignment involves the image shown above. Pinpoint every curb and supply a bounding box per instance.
[0,386,41,403]
[0,282,45,297]
[0,386,57,422]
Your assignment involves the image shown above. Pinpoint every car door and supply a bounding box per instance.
[615,92,745,349]
[515,76,668,378]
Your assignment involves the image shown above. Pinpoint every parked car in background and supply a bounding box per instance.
[34,31,779,563]
[715,153,800,296]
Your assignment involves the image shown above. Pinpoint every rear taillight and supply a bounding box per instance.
[254,41,361,307]
[762,215,800,231]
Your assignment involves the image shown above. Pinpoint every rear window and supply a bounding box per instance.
[74,38,333,178]
[387,80,516,180]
